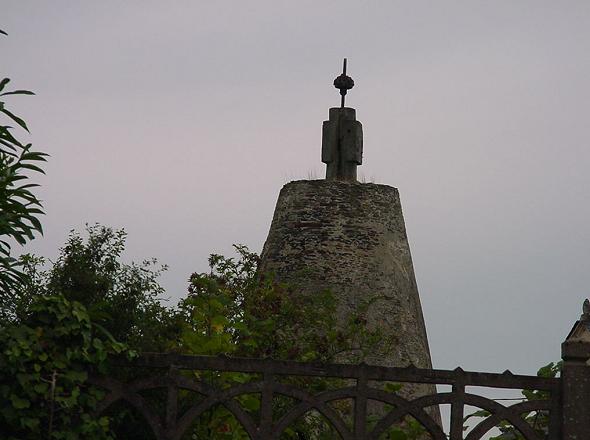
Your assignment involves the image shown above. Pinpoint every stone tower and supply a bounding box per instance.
[259,61,435,400]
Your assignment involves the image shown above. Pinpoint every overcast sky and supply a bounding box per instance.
[3,1,590,376]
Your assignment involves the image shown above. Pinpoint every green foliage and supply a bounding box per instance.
[0,27,422,439]
[1,229,411,439]
[177,245,397,439]
[0,64,48,296]
[0,294,132,439]
[385,418,427,440]
[0,225,172,439]
[16,224,176,351]
[179,245,386,363]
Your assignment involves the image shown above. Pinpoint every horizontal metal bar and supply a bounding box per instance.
[113,353,559,391]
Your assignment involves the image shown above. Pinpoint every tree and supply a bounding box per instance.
[0,294,129,439]
[0,225,172,439]
[179,245,384,363]
[0,30,48,308]
[17,224,176,351]
[3,227,393,439]
[176,245,393,439]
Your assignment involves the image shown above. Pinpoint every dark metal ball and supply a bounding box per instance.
[333,74,354,91]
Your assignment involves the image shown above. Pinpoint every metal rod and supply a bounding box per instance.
[341,58,347,108]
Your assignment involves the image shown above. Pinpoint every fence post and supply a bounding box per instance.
[561,299,590,439]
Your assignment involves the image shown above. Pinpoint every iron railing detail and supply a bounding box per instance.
[89,353,561,440]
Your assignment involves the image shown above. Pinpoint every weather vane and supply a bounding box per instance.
[333,58,354,108]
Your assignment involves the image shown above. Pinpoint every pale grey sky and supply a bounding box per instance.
[3,1,590,376]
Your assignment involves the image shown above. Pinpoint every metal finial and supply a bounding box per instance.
[333,58,354,108]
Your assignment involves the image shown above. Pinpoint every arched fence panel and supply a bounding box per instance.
[89,353,564,439]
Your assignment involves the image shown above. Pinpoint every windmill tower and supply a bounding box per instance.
[259,60,437,405]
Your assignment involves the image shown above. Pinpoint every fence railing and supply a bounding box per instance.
[89,352,565,440]
[89,304,590,439]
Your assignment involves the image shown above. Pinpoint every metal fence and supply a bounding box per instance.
[89,352,565,440]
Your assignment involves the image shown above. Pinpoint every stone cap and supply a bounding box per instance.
[328,107,356,120]
[562,299,590,361]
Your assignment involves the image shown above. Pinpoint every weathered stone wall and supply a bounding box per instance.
[259,180,437,412]
[260,180,432,368]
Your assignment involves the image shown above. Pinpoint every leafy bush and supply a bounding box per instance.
[0,294,131,439]
[179,245,386,363]
[16,225,176,351]
[0,225,173,439]
[1,224,423,438]
[176,245,393,439]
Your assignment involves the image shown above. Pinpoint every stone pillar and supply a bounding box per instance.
[322,108,363,181]
[561,299,590,439]
[259,180,436,404]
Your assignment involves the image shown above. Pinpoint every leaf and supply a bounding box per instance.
[0,90,35,96]
[10,394,30,409]
[384,382,403,393]
[1,108,29,132]
[0,78,9,92]
[0,30,7,36]
[24,207,44,215]
[389,428,407,440]
[21,151,48,162]
[0,138,18,151]
[15,183,40,191]
[65,370,88,382]
[211,322,224,333]
[31,218,43,234]
[464,409,491,421]
[240,394,260,412]
[92,337,104,350]
[34,382,49,394]
[15,163,45,174]
[71,306,89,323]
